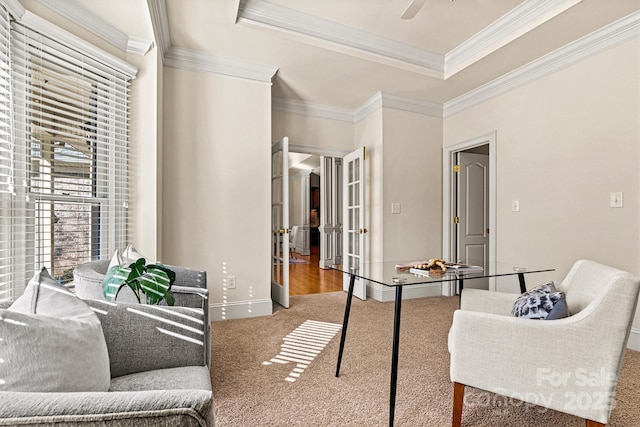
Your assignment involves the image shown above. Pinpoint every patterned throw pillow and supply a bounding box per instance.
[1,268,111,391]
[511,281,570,320]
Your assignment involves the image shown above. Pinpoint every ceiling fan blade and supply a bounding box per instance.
[400,0,428,19]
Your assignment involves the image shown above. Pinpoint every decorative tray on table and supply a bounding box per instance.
[395,258,483,277]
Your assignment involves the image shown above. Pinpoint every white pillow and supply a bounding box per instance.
[0,268,111,392]
[107,245,148,272]
[123,244,147,263]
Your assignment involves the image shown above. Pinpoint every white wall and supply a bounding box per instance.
[162,68,273,320]
[444,38,640,327]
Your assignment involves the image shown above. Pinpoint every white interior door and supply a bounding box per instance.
[319,156,343,269]
[456,151,489,290]
[272,137,290,308]
[342,147,367,300]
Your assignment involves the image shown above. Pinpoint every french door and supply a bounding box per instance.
[271,137,290,308]
[342,147,367,300]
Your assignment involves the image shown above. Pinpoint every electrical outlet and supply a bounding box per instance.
[227,276,237,289]
[391,203,401,214]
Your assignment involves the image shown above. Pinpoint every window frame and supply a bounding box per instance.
[0,4,136,301]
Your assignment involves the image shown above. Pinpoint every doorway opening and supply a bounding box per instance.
[442,132,497,295]
[288,146,347,296]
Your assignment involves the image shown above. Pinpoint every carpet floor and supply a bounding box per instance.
[211,292,640,426]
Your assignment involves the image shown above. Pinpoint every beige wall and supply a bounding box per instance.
[127,47,161,261]
[272,111,354,151]
[382,108,443,261]
[162,68,273,314]
[444,38,640,326]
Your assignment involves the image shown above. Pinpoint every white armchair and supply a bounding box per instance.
[449,259,640,426]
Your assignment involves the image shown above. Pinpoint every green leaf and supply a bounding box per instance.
[101,258,176,305]
[138,267,171,305]
[164,290,175,306]
[148,264,176,286]
[102,265,132,301]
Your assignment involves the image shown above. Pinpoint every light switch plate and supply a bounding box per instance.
[391,203,401,214]
[511,200,520,212]
[610,192,623,208]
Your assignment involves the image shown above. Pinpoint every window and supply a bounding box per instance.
[0,6,135,302]
[0,3,12,302]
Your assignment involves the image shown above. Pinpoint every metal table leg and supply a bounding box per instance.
[518,273,526,293]
[336,273,356,377]
[389,285,403,426]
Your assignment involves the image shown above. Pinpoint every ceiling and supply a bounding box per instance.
[163,0,639,110]
[69,0,639,111]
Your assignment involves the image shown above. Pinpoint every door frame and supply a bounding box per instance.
[442,131,497,293]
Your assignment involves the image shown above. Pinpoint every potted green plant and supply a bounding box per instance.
[102,258,176,305]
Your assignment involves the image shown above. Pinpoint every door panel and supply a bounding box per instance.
[319,156,343,269]
[343,147,366,300]
[457,152,489,290]
[271,137,290,308]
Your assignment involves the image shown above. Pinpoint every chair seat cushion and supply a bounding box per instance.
[109,366,212,392]
[511,281,570,320]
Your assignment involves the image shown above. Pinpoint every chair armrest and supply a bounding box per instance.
[0,389,213,426]
[449,309,625,423]
[84,299,208,378]
[172,286,210,367]
[460,288,518,315]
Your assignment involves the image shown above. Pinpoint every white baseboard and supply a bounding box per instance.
[627,328,640,351]
[368,282,443,302]
[209,299,273,321]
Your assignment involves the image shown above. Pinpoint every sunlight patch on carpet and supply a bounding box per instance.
[262,319,342,382]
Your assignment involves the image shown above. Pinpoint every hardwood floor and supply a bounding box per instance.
[289,246,344,296]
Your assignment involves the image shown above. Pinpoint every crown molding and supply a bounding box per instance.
[16,10,137,78]
[237,0,581,81]
[354,91,443,122]
[272,97,353,122]
[379,92,443,118]
[237,0,444,78]
[36,0,128,50]
[354,92,383,123]
[36,0,154,57]
[444,10,640,117]
[127,36,154,56]
[275,92,443,123]
[165,46,279,84]
[445,0,583,78]
[1,0,25,20]
[148,0,171,62]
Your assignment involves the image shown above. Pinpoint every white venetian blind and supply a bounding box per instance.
[0,3,12,302]
[0,17,133,300]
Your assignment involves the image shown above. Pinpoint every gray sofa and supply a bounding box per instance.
[74,259,210,365]
[0,298,214,426]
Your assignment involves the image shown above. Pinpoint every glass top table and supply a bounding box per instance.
[330,260,554,289]
[329,260,554,427]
